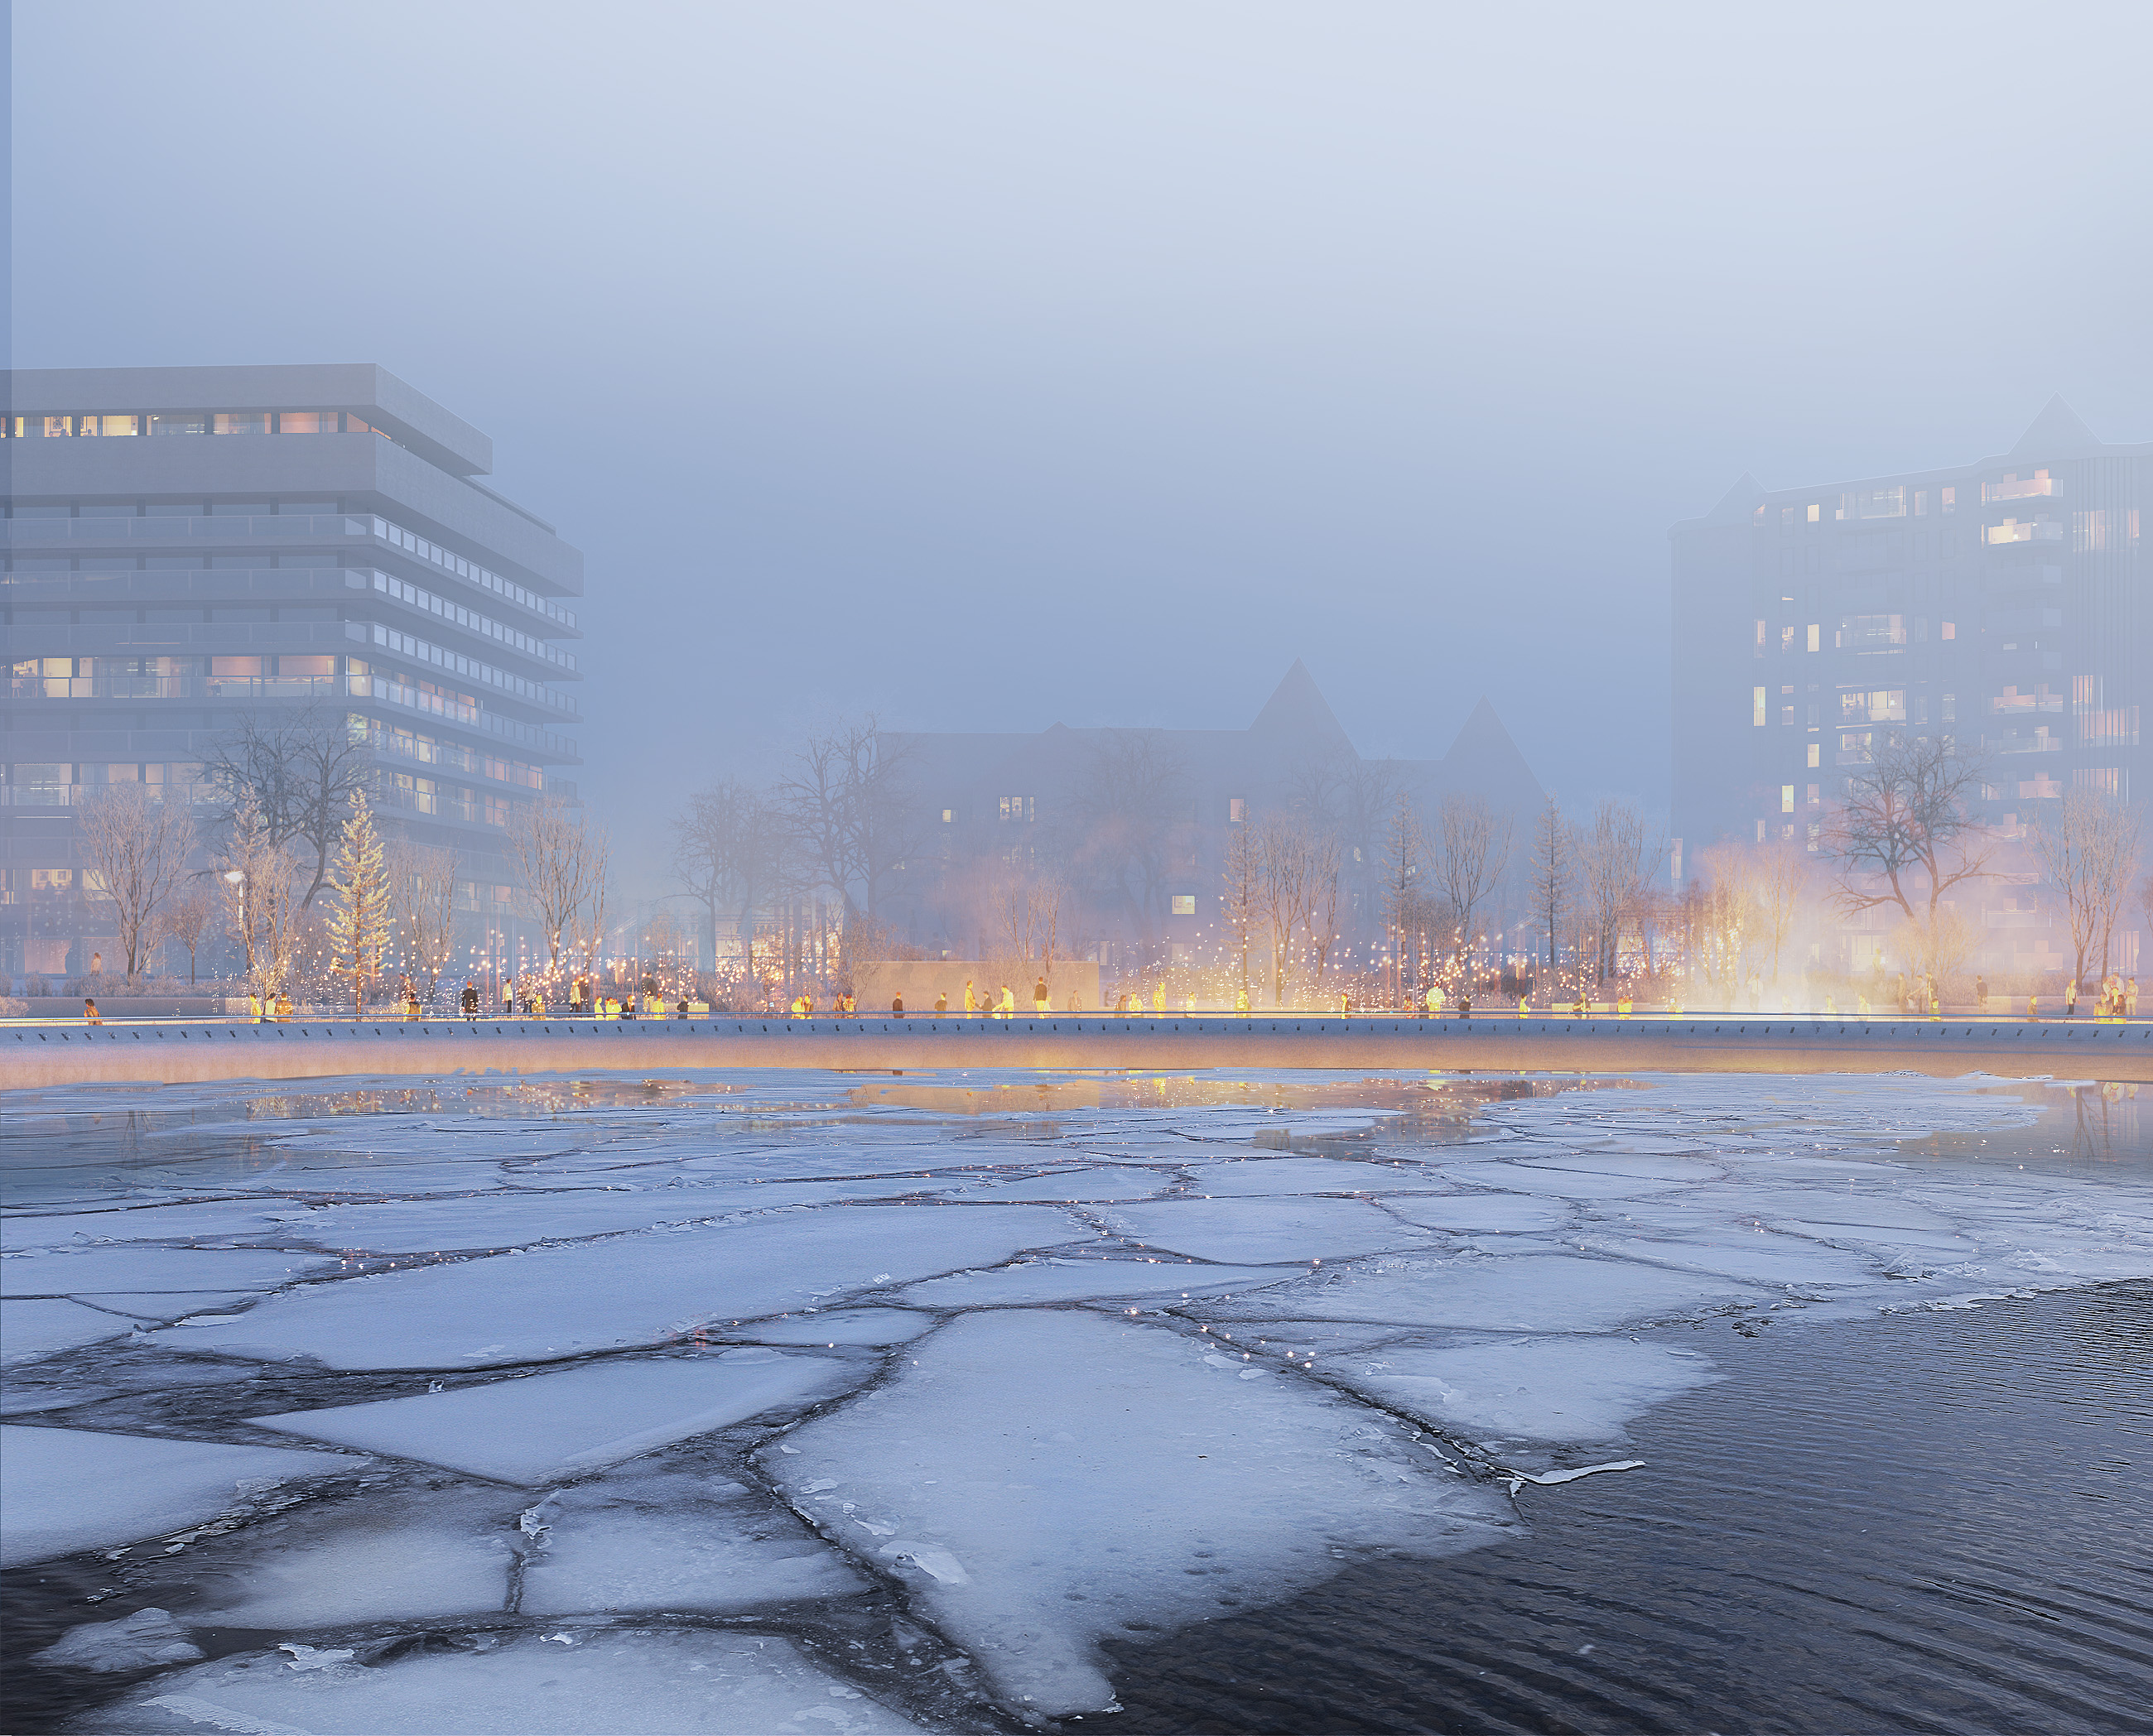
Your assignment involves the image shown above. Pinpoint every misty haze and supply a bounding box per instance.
[2,7,2150,1735]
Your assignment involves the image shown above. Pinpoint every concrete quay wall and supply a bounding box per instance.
[4,1014,2150,1090]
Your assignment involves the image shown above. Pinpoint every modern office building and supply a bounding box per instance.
[2,364,582,978]
[1669,397,2147,973]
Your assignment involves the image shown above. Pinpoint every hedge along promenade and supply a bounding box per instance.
[3,1013,2150,1090]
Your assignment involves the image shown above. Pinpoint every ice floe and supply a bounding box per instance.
[150,1205,1081,1369]
[75,1629,939,1734]
[1332,1335,1723,1445]
[33,1607,205,1673]
[1096,1195,1437,1262]
[770,1308,1512,1715]
[1,1426,367,1567]
[2,1296,141,1363]
[253,1349,862,1484]
[899,1258,1295,1309]
[521,1467,866,1615]
[0,1246,335,1297]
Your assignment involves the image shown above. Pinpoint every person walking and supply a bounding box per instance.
[274,990,293,1021]
[460,979,479,1021]
[2065,977,2078,1018]
[84,996,102,1025]
[963,979,978,1014]
[1033,977,1049,1014]
[997,984,1016,1017]
[1975,974,1988,1014]
[935,990,948,1013]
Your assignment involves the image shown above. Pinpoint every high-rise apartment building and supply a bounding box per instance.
[1669,397,2147,973]
[2,364,582,978]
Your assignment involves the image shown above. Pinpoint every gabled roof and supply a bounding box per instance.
[1704,474,1767,522]
[1249,658,1356,757]
[2008,394,2104,459]
[1441,696,1546,807]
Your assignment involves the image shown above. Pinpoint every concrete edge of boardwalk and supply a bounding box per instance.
[4,1015,2151,1089]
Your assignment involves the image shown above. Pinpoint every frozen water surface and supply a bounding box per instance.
[769,1308,1515,1715]
[76,1630,942,1734]
[4,1066,2150,1732]
[253,1349,865,1484]
[0,1425,366,1567]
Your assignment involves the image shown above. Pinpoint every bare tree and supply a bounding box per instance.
[219,800,302,1001]
[1529,796,1573,975]
[387,840,459,1003]
[203,705,371,906]
[781,718,922,926]
[508,794,600,976]
[1303,830,1344,987]
[674,778,790,971]
[1823,733,1993,981]
[1430,795,1513,974]
[1753,837,1809,986]
[2030,791,2143,993]
[1221,825,1260,1000]
[1373,798,1425,1004]
[1577,801,1659,984]
[1254,815,1316,1007]
[162,881,216,983]
[76,782,197,982]
[573,826,613,1000]
[1694,841,1760,998]
[1067,730,1190,959]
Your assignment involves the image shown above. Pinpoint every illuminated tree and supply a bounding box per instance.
[2029,790,2142,993]
[219,800,302,1002]
[387,840,459,1003]
[203,704,371,906]
[325,791,393,1012]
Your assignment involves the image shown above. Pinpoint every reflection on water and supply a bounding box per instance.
[1900,1081,2149,1173]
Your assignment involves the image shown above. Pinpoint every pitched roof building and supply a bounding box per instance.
[885,661,1545,971]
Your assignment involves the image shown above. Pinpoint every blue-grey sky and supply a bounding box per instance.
[12,1,2151,895]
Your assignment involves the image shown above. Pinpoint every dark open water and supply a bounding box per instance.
[1107,1280,2153,1736]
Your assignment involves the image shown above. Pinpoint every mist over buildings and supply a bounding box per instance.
[5,1,2150,999]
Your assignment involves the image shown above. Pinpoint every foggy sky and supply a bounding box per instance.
[11,1,2151,898]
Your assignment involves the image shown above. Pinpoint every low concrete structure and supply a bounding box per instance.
[3,1013,2148,1091]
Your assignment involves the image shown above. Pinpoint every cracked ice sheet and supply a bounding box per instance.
[75,1630,940,1735]
[183,1484,519,1629]
[1333,1336,1724,1445]
[522,1468,867,1615]
[901,1259,1297,1309]
[771,1309,1511,1717]
[1198,1253,1759,1333]
[1183,1156,1450,1195]
[0,1247,335,1297]
[1097,1195,1439,1263]
[2,1200,302,1249]
[2,1297,141,1363]
[149,1205,1081,1370]
[253,1349,864,1484]
[0,1426,367,1568]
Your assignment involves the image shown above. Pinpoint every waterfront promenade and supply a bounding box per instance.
[4,1012,2149,1089]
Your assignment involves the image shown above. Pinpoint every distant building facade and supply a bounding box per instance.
[884,661,1546,974]
[2,364,583,978]
[1669,397,2148,974]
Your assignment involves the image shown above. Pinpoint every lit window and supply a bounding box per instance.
[277,411,335,434]
[1752,687,1767,727]
[1755,820,1768,842]
[941,808,953,824]
[149,413,207,436]
[1941,622,1954,640]
[998,795,1033,822]
[213,412,270,435]
[1780,785,1795,814]
[1754,620,1766,656]
[1941,486,1955,514]
[41,416,74,437]
[1172,894,1197,916]
[1806,743,1820,769]
[1806,782,1820,805]
[1806,623,1819,652]
[1229,797,1247,822]
[1806,503,1820,523]
[79,415,142,436]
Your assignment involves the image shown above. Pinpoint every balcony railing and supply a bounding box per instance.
[4,513,578,633]
[7,672,576,761]
[1982,474,2054,503]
